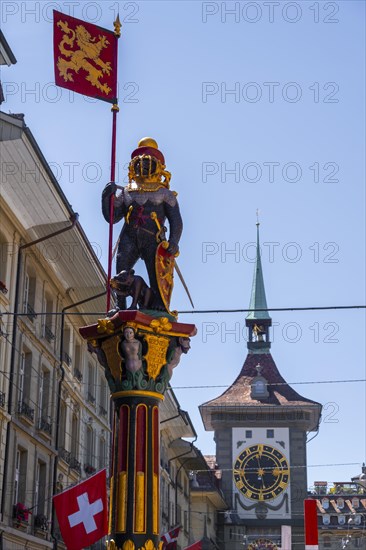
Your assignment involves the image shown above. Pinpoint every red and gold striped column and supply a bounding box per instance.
[109,391,163,550]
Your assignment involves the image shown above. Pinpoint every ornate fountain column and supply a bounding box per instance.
[80,310,196,550]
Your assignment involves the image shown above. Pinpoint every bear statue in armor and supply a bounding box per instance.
[102,137,183,311]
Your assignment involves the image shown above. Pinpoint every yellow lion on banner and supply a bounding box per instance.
[57,20,112,95]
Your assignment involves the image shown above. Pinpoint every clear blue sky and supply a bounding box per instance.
[2,0,365,487]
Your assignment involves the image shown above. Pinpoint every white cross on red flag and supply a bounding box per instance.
[161,525,181,550]
[53,468,108,550]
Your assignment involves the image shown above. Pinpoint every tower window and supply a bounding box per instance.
[245,430,252,438]
[267,429,274,438]
[250,376,269,399]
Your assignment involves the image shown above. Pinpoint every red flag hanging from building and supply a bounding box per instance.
[161,525,181,550]
[53,468,108,550]
[53,10,118,102]
[304,499,319,550]
[184,542,202,550]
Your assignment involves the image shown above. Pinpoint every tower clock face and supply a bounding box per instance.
[233,444,290,501]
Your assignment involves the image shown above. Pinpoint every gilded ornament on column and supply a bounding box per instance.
[101,335,123,381]
[97,318,115,334]
[117,472,127,532]
[138,540,164,550]
[143,334,170,380]
[123,540,136,550]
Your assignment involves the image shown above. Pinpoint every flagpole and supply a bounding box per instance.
[107,104,119,311]
[107,15,121,312]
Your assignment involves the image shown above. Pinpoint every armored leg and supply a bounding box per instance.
[116,235,140,310]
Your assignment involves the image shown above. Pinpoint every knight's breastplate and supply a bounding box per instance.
[127,197,166,233]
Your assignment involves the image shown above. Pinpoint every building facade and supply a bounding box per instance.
[308,473,366,549]
[200,224,322,550]
[0,110,110,549]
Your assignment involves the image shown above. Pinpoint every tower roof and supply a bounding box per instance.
[200,222,322,432]
[199,353,322,431]
[246,223,270,321]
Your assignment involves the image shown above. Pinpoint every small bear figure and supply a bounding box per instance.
[110,269,153,310]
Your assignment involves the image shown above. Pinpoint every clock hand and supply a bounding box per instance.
[256,455,261,478]
[256,456,266,489]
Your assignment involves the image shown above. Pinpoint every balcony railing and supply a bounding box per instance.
[74,368,83,382]
[59,449,81,474]
[59,447,71,465]
[34,513,48,532]
[70,456,81,475]
[99,405,107,417]
[25,302,37,321]
[84,464,96,475]
[44,325,55,342]
[38,417,52,435]
[63,351,72,367]
[87,392,96,405]
[18,400,35,422]
[13,503,30,529]
[0,391,5,408]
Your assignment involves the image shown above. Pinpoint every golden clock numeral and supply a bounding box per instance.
[257,444,263,456]
[279,481,288,489]
[236,479,244,489]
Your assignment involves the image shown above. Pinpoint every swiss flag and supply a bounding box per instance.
[161,525,181,550]
[53,468,108,550]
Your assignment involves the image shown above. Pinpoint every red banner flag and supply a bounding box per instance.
[304,499,319,549]
[161,525,181,550]
[53,10,118,102]
[184,542,202,550]
[53,468,108,550]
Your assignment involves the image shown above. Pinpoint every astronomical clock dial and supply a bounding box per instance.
[233,444,289,501]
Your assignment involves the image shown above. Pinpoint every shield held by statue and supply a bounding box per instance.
[155,241,176,314]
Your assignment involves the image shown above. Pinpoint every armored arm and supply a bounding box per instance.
[164,191,183,255]
[101,182,127,224]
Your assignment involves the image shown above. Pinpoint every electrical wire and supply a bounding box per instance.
[1,304,366,316]
[189,462,362,474]
[2,327,365,391]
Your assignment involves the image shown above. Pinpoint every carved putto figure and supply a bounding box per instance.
[121,326,142,374]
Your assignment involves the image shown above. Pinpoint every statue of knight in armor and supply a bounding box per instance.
[102,137,183,312]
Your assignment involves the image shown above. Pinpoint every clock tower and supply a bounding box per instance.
[200,224,322,550]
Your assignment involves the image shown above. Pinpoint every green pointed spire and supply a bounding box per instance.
[246,222,271,320]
